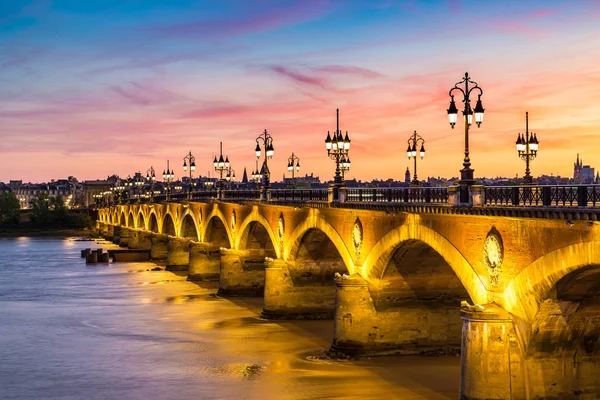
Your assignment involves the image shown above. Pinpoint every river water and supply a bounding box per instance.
[0,238,460,400]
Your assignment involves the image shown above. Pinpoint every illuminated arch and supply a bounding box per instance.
[362,222,488,306]
[179,211,200,241]
[162,212,177,236]
[148,211,160,233]
[502,241,600,328]
[236,211,280,258]
[284,214,354,274]
[203,208,233,248]
[127,212,135,228]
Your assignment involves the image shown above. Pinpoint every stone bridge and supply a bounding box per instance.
[96,201,600,399]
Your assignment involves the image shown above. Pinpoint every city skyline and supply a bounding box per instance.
[1,0,600,183]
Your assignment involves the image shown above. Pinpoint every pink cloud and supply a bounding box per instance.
[145,0,333,39]
[448,0,460,14]
[270,66,330,89]
[313,65,384,79]
[491,21,545,36]
[533,9,554,18]
[110,81,190,106]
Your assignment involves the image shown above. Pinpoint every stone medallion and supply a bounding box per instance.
[483,229,503,287]
[352,218,363,260]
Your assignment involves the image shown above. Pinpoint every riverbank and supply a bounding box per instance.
[0,228,96,238]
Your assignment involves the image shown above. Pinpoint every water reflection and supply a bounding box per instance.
[0,238,460,400]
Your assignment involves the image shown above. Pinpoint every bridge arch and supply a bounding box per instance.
[179,212,200,240]
[362,222,488,305]
[203,210,233,248]
[504,247,600,397]
[503,241,600,328]
[136,211,146,230]
[120,211,126,226]
[127,212,134,228]
[284,214,353,273]
[162,213,176,236]
[148,212,159,233]
[236,213,280,258]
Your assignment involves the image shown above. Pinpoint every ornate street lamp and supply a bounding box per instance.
[325,108,351,201]
[146,166,156,202]
[406,131,426,186]
[251,159,262,190]
[183,151,196,200]
[213,142,230,200]
[256,129,274,201]
[162,160,175,201]
[515,112,539,184]
[225,167,236,189]
[287,152,300,189]
[134,173,143,202]
[447,72,485,203]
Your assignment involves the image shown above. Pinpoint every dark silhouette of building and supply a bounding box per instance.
[405,167,411,183]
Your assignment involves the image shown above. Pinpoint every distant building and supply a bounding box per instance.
[404,168,410,183]
[574,154,596,184]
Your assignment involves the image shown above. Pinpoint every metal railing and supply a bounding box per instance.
[484,185,600,207]
[270,189,328,202]
[94,185,600,210]
[346,187,449,204]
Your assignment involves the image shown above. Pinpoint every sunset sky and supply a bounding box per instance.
[1,0,600,183]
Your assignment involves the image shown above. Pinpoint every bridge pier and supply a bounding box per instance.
[459,303,524,400]
[216,248,265,297]
[331,274,462,356]
[188,242,220,281]
[112,225,121,244]
[166,237,190,271]
[105,224,114,241]
[150,233,168,261]
[138,231,152,250]
[128,229,139,249]
[261,259,334,319]
[119,227,130,247]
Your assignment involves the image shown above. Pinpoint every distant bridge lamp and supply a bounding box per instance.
[134,174,144,202]
[213,142,230,200]
[225,167,236,189]
[325,108,351,201]
[287,152,300,189]
[447,72,485,203]
[515,112,539,184]
[146,166,156,202]
[256,129,274,201]
[406,131,425,186]
[182,151,196,200]
[251,159,262,189]
[162,160,175,202]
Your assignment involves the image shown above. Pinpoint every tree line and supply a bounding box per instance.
[0,191,92,230]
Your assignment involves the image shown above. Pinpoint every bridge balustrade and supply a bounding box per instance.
[222,189,261,200]
[269,189,328,202]
[345,187,449,204]
[484,185,600,207]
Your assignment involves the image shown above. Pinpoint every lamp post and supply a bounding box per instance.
[447,72,485,203]
[162,160,174,202]
[325,108,351,201]
[225,167,236,189]
[287,153,300,189]
[182,151,196,200]
[406,131,426,186]
[213,142,230,201]
[251,160,262,190]
[146,166,156,202]
[515,112,539,184]
[255,129,274,201]
[134,173,143,202]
